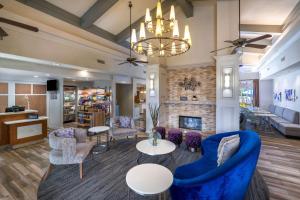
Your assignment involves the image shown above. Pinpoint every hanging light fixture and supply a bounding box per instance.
[132,0,192,57]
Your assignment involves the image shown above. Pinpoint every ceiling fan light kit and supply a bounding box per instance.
[131,0,192,57]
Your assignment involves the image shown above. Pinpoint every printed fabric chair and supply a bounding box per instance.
[46,128,95,179]
[110,116,138,141]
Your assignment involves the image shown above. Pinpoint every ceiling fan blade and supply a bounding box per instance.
[224,40,234,44]
[0,27,8,39]
[135,60,148,64]
[245,44,268,49]
[118,62,128,65]
[231,47,239,55]
[246,34,272,43]
[210,46,234,53]
[131,62,138,67]
[0,17,39,32]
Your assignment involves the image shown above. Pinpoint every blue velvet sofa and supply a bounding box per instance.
[170,130,261,200]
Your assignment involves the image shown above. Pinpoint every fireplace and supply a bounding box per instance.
[179,116,202,130]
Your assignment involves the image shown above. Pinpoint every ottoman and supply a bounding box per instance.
[185,132,202,152]
[168,129,183,146]
[155,126,166,139]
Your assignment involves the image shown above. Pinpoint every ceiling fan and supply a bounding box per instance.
[118,1,148,67]
[210,0,272,54]
[0,3,39,40]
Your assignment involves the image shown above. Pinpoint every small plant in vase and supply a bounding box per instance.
[149,103,160,146]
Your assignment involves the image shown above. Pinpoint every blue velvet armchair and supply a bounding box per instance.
[170,130,261,200]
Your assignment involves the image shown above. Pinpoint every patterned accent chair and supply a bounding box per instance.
[47,128,95,179]
[110,116,138,141]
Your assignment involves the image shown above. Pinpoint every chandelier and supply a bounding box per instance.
[131,0,192,57]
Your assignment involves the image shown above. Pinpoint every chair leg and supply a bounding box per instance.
[79,162,83,179]
[42,164,53,181]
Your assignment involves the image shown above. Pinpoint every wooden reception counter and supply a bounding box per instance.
[0,110,48,147]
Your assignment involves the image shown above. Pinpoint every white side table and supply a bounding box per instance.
[88,126,110,153]
[126,163,173,199]
[136,139,176,164]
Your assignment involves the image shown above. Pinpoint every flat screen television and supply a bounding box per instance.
[47,80,58,91]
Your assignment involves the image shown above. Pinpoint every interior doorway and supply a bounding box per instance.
[116,83,133,117]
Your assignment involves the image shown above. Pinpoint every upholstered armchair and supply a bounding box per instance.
[110,116,138,141]
[47,128,95,179]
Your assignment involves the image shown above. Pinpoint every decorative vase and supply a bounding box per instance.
[152,128,158,146]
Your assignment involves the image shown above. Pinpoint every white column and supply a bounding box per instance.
[216,54,240,132]
[47,78,64,129]
[146,64,167,132]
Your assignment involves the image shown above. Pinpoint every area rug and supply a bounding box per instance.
[38,139,269,200]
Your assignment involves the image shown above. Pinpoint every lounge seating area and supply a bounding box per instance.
[1,0,300,199]
[268,105,300,137]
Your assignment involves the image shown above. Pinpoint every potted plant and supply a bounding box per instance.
[149,103,160,146]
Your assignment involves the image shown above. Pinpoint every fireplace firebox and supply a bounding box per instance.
[179,116,202,130]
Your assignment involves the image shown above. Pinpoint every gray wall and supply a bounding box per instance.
[116,84,133,117]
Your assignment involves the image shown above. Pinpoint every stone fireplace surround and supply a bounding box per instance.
[163,66,216,132]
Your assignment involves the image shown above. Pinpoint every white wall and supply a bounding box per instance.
[259,80,273,110]
[273,68,300,112]
[166,1,216,67]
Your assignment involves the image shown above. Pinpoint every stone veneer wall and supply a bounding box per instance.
[165,66,216,131]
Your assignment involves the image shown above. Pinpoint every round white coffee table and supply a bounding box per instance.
[126,163,173,199]
[88,126,110,153]
[136,139,176,164]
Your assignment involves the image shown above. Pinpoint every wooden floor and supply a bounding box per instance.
[0,130,300,200]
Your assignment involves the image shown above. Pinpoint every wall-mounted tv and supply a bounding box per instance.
[47,80,58,91]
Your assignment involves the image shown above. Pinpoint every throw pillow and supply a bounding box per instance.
[217,134,240,156]
[56,128,75,138]
[217,136,240,166]
[119,116,131,128]
[74,128,87,143]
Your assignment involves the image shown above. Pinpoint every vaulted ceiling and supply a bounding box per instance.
[3,0,300,71]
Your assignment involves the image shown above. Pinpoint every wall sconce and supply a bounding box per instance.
[149,73,155,97]
[223,67,233,98]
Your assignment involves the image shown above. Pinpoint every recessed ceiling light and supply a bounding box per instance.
[33,75,39,78]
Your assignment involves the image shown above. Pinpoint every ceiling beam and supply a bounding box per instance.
[80,0,119,28]
[116,0,176,44]
[240,24,282,33]
[176,0,193,18]
[282,0,300,31]
[15,0,123,47]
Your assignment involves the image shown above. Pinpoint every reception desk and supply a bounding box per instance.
[0,110,48,147]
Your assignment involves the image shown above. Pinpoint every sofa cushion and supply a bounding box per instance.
[217,136,240,166]
[268,105,276,113]
[274,106,284,118]
[270,116,290,124]
[282,108,299,124]
[55,128,74,138]
[277,123,300,137]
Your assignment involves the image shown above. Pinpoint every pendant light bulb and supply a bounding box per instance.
[139,22,146,40]
[155,18,162,36]
[172,20,179,38]
[170,5,175,21]
[184,25,192,45]
[171,42,176,55]
[145,8,152,22]
[137,43,143,54]
[156,0,162,19]
[131,29,137,47]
